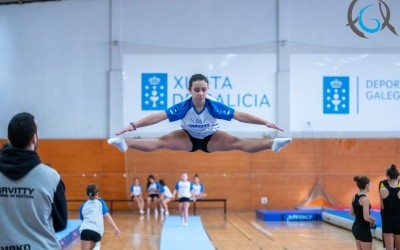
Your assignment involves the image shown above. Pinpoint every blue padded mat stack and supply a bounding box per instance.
[256,209,322,221]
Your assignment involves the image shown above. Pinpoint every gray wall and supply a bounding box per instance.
[0,0,110,138]
[1,0,399,138]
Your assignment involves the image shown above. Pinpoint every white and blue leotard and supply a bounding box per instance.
[165,96,235,139]
[79,199,109,236]
[130,185,142,196]
[174,181,194,199]
[192,183,204,196]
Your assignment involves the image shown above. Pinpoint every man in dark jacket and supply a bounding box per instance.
[0,112,68,250]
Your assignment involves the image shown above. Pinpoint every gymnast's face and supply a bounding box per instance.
[189,80,208,105]
[181,173,188,181]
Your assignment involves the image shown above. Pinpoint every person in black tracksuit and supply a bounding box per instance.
[350,176,375,250]
[379,164,400,250]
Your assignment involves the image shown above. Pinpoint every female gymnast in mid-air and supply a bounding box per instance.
[108,74,292,153]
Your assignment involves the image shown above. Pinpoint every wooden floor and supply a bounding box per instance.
[65,211,384,250]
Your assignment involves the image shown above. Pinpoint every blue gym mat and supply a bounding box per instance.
[256,209,322,221]
[56,219,81,249]
[160,216,214,250]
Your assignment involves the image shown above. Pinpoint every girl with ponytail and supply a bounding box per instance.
[79,184,120,249]
[350,176,375,250]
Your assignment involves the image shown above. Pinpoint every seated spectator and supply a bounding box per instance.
[193,174,207,200]
[159,179,172,216]
[146,174,160,215]
[130,177,145,214]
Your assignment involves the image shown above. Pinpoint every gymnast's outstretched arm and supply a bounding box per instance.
[115,111,168,136]
[233,111,283,131]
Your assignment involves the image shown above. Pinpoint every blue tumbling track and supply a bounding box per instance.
[160,216,214,250]
[322,208,383,240]
[323,209,382,227]
[257,208,384,240]
[56,219,81,249]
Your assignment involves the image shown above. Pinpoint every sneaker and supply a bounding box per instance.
[165,210,169,216]
[183,223,188,227]
[271,138,292,152]
[154,209,158,215]
[107,138,128,152]
[160,208,165,215]
[139,209,144,215]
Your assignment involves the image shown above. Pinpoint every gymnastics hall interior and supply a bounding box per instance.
[0,138,395,250]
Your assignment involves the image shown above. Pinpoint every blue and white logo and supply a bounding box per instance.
[347,0,398,39]
[142,73,168,110]
[323,76,350,114]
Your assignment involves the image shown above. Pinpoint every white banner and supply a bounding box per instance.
[290,54,400,135]
[122,54,277,138]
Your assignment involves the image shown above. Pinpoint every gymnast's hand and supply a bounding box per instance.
[115,124,135,136]
[265,121,284,132]
[114,227,121,238]
[370,217,376,227]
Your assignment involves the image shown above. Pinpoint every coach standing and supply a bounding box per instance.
[0,112,68,249]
